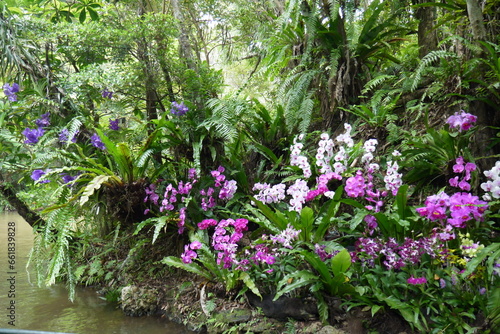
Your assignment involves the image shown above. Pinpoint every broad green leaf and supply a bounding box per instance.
[301,250,333,286]
[250,142,279,163]
[371,305,383,317]
[274,270,318,301]
[395,184,409,219]
[251,197,288,231]
[349,210,368,231]
[461,243,500,278]
[381,295,425,331]
[161,256,212,280]
[331,248,351,277]
[88,7,99,21]
[78,9,86,23]
[299,206,314,241]
[80,175,111,205]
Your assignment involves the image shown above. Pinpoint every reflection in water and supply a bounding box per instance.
[0,212,190,333]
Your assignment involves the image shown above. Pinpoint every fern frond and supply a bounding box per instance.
[152,216,169,244]
[278,0,302,28]
[45,222,70,286]
[362,74,397,94]
[328,49,341,80]
[411,51,457,91]
[284,70,317,132]
[35,207,76,293]
[327,0,341,21]
[136,148,154,168]
[31,149,64,166]
[298,98,314,133]
[301,4,320,63]
[278,67,302,97]
[65,254,76,301]
[65,117,84,148]
[201,97,250,143]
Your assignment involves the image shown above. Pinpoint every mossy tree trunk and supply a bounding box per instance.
[0,183,45,228]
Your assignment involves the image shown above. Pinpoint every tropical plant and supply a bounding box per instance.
[274,248,355,323]
[402,125,475,190]
[161,229,260,296]
[248,191,343,244]
[261,0,411,130]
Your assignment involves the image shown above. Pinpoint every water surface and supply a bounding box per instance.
[0,212,190,333]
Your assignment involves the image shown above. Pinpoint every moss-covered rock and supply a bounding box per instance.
[120,285,160,316]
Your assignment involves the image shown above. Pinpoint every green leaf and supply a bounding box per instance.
[314,198,338,243]
[486,287,500,327]
[341,198,366,209]
[349,210,368,231]
[250,197,288,231]
[152,216,169,244]
[239,272,261,299]
[80,175,112,205]
[87,7,99,21]
[274,270,319,301]
[461,243,500,278]
[411,2,462,11]
[371,305,383,317]
[382,295,425,331]
[133,217,154,235]
[249,142,280,164]
[315,293,329,323]
[95,129,135,182]
[331,248,351,277]
[301,250,334,286]
[161,256,212,280]
[395,184,409,219]
[78,9,86,23]
[299,206,314,242]
[374,212,400,238]
[197,246,226,281]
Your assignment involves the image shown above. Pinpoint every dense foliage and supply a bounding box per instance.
[1,0,499,332]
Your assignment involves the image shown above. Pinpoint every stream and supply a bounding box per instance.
[0,212,191,333]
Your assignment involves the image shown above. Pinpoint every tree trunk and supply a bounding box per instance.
[466,0,487,41]
[136,2,161,128]
[159,59,176,103]
[0,183,45,228]
[464,1,498,176]
[171,0,196,70]
[413,0,438,58]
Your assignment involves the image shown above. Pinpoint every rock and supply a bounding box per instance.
[246,317,283,333]
[301,321,324,333]
[206,309,254,333]
[120,285,160,316]
[246,292,318,321]
[317,325,348,334]
[214,308,253,324]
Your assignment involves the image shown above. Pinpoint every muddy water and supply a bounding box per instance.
[0,212,190,333]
